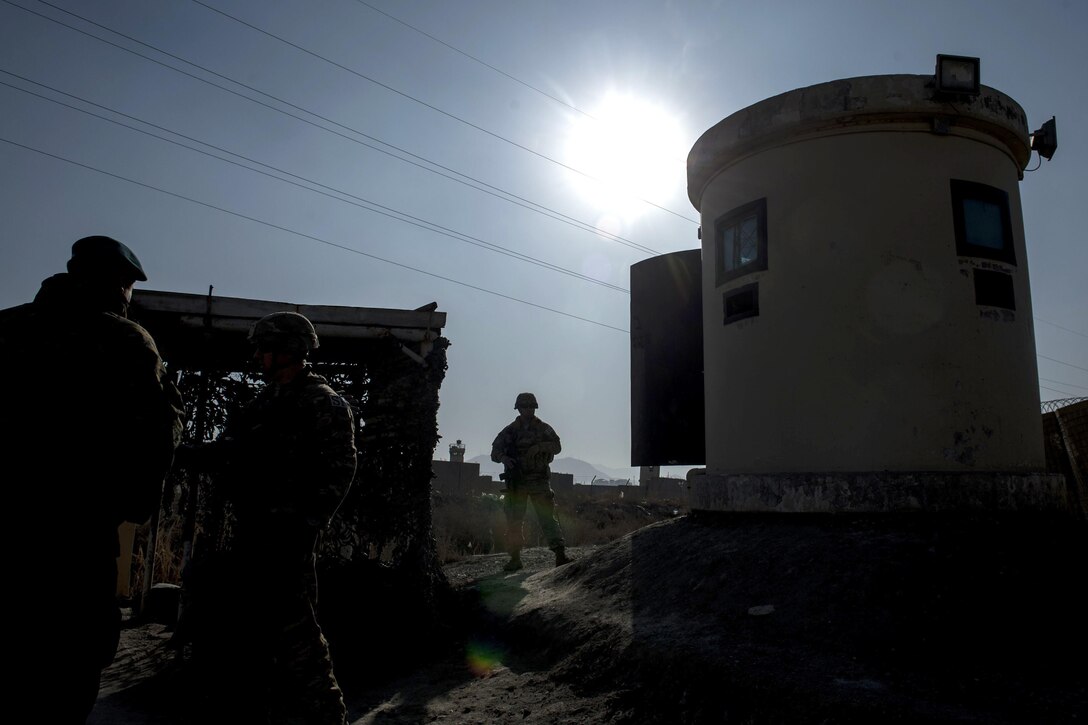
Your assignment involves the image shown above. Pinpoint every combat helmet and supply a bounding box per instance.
[67,235,148,282]
[515,392,538,409]
[248,312,320,355]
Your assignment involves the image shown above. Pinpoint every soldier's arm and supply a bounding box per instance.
[299,389,357,527]
[113,322,185,524]
[538,423,562,456]
[491,426,512,465]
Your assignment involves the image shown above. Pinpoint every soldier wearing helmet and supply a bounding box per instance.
[247,311,321,383]
[181,310,356,724]
[248,310,319,353]
[0,235,183,721]
[491,392,571,570]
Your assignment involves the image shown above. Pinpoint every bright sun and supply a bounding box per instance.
[564,93,688,222]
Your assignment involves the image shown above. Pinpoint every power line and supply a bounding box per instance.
[187,0,699,224]
[1039,376,1088,392]
[1035,316,1088,339]
[15,0,660,256]
[351,0,595,120]
[343,5,702,266]
[1038,353,1088,375]
[0,135,630,334]
[0,70,630,294]
[1039,383,1078,397]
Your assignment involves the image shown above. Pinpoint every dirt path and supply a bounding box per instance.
[91,546,607,725]
[344,653,622,725]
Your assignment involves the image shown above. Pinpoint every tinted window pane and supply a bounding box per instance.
[963,198,1005,249]
[738,216,758,265]
[722,226,737,272]
[950,180,1015,266]
[714,198,767,286]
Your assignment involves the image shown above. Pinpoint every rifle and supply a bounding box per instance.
[499,460,523,493]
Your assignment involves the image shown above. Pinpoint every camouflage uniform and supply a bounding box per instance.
[195,365,356,725]
[0,270,184,722]
[491,413,566,556]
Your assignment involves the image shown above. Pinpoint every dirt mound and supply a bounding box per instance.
[496,513,1088,724]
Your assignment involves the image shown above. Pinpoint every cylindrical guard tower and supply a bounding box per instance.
[686,73,1061,513]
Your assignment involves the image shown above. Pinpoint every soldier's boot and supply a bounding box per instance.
[503,550,523,572]
[554,547,572,567]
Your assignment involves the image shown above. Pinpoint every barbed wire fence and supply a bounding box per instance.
[1041,397,1087,414]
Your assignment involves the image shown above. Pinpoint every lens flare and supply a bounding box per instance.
[465,639,505,676]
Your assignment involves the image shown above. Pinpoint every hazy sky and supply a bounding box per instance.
[2,0,1085,476]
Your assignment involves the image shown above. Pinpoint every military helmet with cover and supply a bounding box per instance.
[67,235,148,282]
[515,392,538,409]
[248,311,320,355]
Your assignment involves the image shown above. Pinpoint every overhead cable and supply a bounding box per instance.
[15,0,660,256]
[0,71,630,294]
[187,0,699,224]
[0,135,630,334]
[351,0,596,120]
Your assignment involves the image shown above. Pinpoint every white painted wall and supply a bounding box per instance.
[690,76,1044,473]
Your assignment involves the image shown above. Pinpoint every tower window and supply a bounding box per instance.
[951,180,1015,265]
[973,269,1015,310]
[723,283,759,325]
[715,198,767,285]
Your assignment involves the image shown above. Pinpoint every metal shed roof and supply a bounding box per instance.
[130,288,446,370]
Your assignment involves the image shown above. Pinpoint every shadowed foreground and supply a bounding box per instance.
[92,515,1086,723]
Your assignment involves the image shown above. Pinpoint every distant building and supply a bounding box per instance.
[449,439,466,463]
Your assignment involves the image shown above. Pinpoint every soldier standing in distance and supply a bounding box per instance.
[491,392,572,571]
[0,236,184,723]
[181,312,356,725]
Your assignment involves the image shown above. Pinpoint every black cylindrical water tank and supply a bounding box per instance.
[630,249,705,466]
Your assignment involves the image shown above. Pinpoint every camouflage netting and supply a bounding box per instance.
[165,335,453,675]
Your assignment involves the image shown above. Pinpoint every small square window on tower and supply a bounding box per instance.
[973,269,1015,310]
[723,283,759,325]
[715,198,767,286]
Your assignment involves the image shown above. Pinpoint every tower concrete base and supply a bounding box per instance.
[687,470,1074,515]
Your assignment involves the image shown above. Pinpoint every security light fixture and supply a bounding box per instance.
[935,54,980,97]
[1030,116,1058,160]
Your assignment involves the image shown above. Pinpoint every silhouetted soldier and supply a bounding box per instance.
[491,392,571,570]
[0,236,184,722]
[180,312,356,724]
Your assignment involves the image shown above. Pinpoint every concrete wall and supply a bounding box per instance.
[432,460,482,495]
[689,74,1043,474]
[575,484,628,500]
[642,477,688,503]
[432,468,688,505]
[550,472,574,496]
[432,463,574,498]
